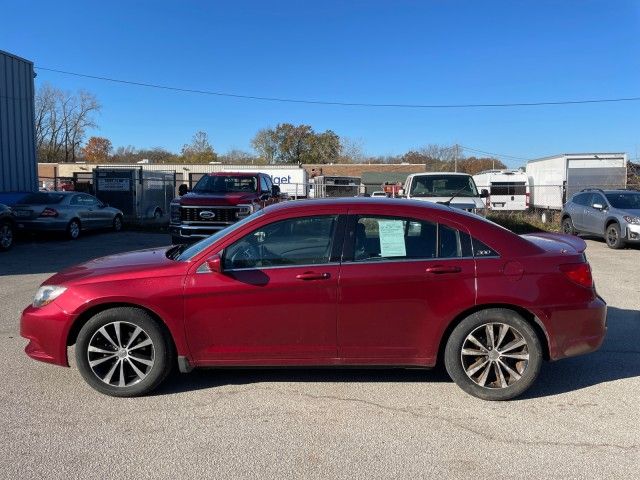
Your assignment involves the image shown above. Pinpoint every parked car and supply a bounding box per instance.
[561,189,640,249]
[170,172,281,244]
[401,172,489,214]
[0,203,16,251]
[13,192,124,240]
[21,198,606,400]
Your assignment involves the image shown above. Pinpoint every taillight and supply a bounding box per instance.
[40,208,59,217]
[525,192,530,207]
[559,263,593,288]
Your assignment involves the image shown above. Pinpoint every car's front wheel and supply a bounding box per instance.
[444,309,542,400]
[113,215,123,232]
[562,216,576,235]
[0,221,14,251]
[67,219,81,240]
[605,223,624,249]
[75,307,174,397]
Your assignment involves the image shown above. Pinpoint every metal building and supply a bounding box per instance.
[0,50,37,197]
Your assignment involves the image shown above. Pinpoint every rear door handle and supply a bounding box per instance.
[296,272,331,280]
[425,265,462,274]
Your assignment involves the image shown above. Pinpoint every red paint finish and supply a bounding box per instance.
[21,198,607,372]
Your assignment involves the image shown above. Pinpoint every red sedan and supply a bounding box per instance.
[21,198,606,400]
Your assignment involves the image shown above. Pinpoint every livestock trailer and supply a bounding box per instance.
[93,167,175,222]
[308,175,364,198]
[526,153,627,210]
[473,169,529,211]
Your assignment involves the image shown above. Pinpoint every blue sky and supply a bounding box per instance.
[2,0,640,166]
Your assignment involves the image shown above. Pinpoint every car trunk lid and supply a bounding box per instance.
[520,232,587,254]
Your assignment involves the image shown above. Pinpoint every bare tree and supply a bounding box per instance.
[34,83,101,162]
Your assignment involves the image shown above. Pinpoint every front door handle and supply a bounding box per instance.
[296,272,331,280]
[425,265,462,274]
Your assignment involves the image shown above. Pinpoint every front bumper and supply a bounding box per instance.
[20,302,75,367]
[170,224,232,242]
[543,296,607,361]
[625,223,640,242]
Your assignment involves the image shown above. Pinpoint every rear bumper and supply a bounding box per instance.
[543,296,607,361]
[20,303,74,367]
[16,219,68,232]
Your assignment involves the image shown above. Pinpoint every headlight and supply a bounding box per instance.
[33,286,67,308]
[623,216,640,225]
[236,204,255,218]
[170,204,181,223]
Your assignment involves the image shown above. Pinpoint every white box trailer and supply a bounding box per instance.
[526,153,627,210]
[473,169,529,211]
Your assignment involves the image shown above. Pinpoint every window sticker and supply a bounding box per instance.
[378,220,406,257]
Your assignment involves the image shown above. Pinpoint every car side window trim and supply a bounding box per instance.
[341,214,500,263]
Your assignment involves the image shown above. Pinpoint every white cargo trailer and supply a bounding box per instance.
[526,153,627,211]
[473,169,529,211]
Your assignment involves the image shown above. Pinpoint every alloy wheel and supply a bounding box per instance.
[87,321,155,387]
[606,227,618,246]
[460,322,530,389]
[69,221,80,239]
[0,223,13,249]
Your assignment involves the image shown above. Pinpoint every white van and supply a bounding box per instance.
[402,172,488,214]
[473,169,529,211]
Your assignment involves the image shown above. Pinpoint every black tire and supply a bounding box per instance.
[113,215,123,232]
[67,219,81,240]
[75,307,174,397]
[561,216,576,235]
[0,220,14,251]
[444,308,542,401]
[605,223,624,249]
[153,208,162,220]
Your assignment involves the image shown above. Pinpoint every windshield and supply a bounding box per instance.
[169,209,265,261]
[410,175,479,197]
[605,192,640,210]
[193,175,258,194]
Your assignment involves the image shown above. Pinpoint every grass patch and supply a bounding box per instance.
[487,211,560,234]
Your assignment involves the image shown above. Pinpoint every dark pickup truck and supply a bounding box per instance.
[170,172,281,244]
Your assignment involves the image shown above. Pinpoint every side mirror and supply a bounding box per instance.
[480,189,489,198]
[206,254,223,273]
[592,203,604,210]
[271,185,281,196]
[178,184,189,196]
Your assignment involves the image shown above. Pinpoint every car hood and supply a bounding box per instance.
[619,208,640,217]
[178,192,257,206]
[46,247,179,285]
[409,196,486,210]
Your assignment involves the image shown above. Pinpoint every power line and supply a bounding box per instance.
[459,145,531,161]
[35,66,640,109]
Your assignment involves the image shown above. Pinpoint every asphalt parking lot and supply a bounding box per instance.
[0,231,638,479]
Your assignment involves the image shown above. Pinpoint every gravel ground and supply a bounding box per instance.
[0,231,638,479]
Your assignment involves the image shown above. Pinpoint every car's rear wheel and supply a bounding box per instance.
[113,215,123,232]
[75,307,174,397]
[67,219,81,240]
[0,221,14,251]
[561,216,576,235]
[605,223,624,249]
[444,309,542,401]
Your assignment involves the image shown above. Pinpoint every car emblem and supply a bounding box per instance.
[199,210,215,219]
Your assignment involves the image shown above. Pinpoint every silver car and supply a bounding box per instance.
[561,188,640,249]
[13,192,123,240]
